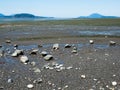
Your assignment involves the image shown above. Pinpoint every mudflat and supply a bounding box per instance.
[0,19,120,90]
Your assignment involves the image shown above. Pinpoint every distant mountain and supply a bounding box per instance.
[0,13,54,19]
[13,13,35,18]
[78,13,119,19]
[88,13,104,18]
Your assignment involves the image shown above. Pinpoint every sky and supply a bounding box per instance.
[0,0,120,18]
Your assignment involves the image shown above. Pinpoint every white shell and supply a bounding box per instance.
[81,75,86,79]
[27,84,34,89]
[112,81,117,86]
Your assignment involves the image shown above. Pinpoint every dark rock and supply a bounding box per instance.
[65,44,71,48]
[30,49,39,55]
[6,40,11,43]
[7,78,13,83]
[41,51,48,56]
[44,55,53,61]
[109,41,116,46]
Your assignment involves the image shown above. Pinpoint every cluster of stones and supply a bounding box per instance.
[43,62,73,72]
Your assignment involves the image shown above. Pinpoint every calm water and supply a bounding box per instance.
[78,30,120,36]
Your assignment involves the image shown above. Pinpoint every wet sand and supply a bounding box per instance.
[0,24,120,90]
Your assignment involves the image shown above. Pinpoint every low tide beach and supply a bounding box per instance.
[0,19,120,90]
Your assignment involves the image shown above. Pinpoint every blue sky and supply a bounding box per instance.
[0,0,120,17]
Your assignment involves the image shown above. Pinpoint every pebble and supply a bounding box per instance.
[27,84,34,89]
[33,67,41,73]
[109,41,116,46]
[58,87,62,90]
[65,44,71,48]
[30,61,36,66]
[0,86,4,89]
[38,44,42,48]
[41,51,48,56]
[12,70,15,73]
[113,74,116,77]
[0,50,4,57]
[64,85,68,88]
[0,45,2,48]
[7,78,13,83]
[73,46,77,50]
[81,75,86,79]
[30,49,39,55]
[66,66,73,70]
[71,49,77,53]
[6,40,11,43]
[11,52,18,57]
[44,55,53,61]
[48,81,52,85]
[56,69,61,72]
[93,78,97,81]
[33,78,43,84]
[89,40,94,44]
[11,49,23,57]
[14,44,18,48]
[112,81,117,86]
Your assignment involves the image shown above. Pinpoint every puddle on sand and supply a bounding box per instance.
[93,44,109,49]
[18,44,38,50]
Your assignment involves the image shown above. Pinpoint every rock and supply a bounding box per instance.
[6,40,11,43]
[44,55,53,61]
[109,41,116,46]
[71,46,77,53]
[7,78,13,83]
[11,49,23,57]
[0,45,2,48]
[58,87,62,90]
[33,67,41,73]
[93,78,97,81]
[66,66,73,70]
[65,44,71,48]
[15,49,23,55]
[89,40,94,44]
[33,78,43,84]
[113,74,116,77]
[20,55,29,63]
[48,81,52,85]
[38,44,42,48]
[11,52,18,57]
[41,51,48,56]
[12,70,15,73]
[0,50,4,57]
[112,81,117,86]
[71,50,77,53]
[0,86,4,89]
[53,43,59,50]
[30,49,39,55]
[14,44,18,48]
[31,61,36,66]
[27,84,34,89]
[73,47,77,50]
[81,75,86,79]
